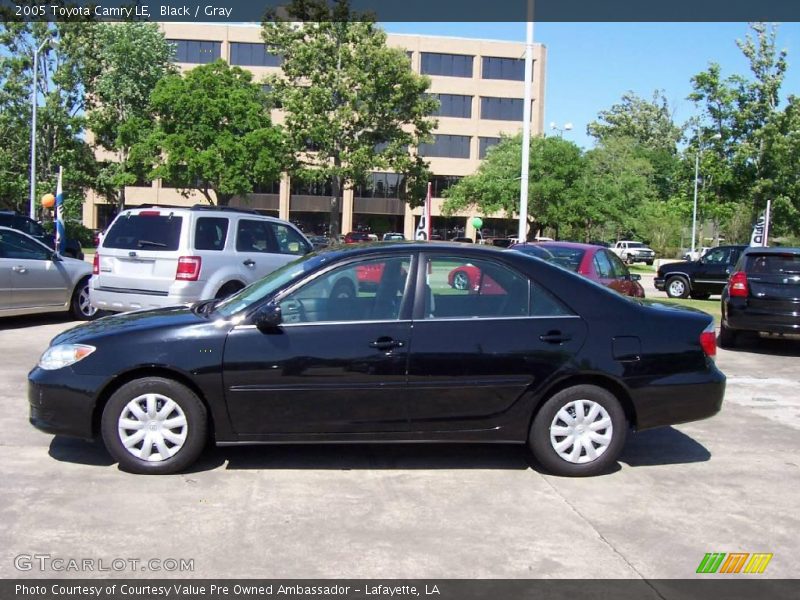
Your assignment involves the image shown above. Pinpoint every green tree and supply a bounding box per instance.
[442,134,585,240]
[87,22,176,214]
[0,15,101,218]
[262,0,437,236]
[147,60,286,206]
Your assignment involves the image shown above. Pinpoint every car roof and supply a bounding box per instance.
[742,246,800,255]
[515,241,598,251]
[120,205,291,225]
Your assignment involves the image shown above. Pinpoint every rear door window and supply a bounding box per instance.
[593,251,613,279]
[236,219,278,253]
[194,217,229,251]
[103,213,183,251]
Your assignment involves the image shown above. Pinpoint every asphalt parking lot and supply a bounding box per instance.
[1,294,799,580]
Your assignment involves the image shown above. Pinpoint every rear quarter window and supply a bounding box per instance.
[194,217,229,251]
[103,214,183,251]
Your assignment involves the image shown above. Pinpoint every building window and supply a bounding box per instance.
[418,134,471,159]
[168,39,221,64]
[253,180,281,194]
[481,97,524,121]
[479,137,502,158]
[420,52,473,78]
[430,175,463,197]
[230,42,282,67]
[291,178,333,197]
[482,56,525,81]
[356,173,405,198]
[429,93,472,119]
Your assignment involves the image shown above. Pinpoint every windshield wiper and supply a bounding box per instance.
[191,299,218,316]
[137,240,167,248]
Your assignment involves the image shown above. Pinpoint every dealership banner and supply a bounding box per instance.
[3,579,798,600]
[3,0,800,22]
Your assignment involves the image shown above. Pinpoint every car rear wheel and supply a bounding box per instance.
[69,277,99,320]
[215,281,244,299]
[666,276,690,299]
[718,323,739,348]
[101,377,207,475]
[529,385,627,477]
[645,260,654,266]
[452,270,470,290]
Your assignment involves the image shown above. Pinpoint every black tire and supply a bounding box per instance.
[718,323,739,349]
[665,275,690,299]
[101,377,208,475]
[215,281,244,299]
[452,270,470,290]
[69,277,99,320]
[330,278,355,299]
[645,260,654,266]
[690,292,710,300]
[528,385,627,477]
[624,254,635,265]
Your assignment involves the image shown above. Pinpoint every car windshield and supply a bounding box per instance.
[542,247,585,272]
[213,253,330,318]
[627,242,645,248]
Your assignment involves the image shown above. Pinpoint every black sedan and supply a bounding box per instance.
[29,243,725,476]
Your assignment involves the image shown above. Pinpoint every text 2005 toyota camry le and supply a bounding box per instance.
[29,243,725,476]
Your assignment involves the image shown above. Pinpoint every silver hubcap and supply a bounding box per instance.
[117,393,188,462]
[549,400,613,464]
[668,280,685,296]
[78,285,97,317]
[453,272,469,290]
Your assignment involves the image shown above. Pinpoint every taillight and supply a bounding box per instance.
[92,253,99,275]
[729,271,748,297]
[700,323,717,359]
[176,256,202,281]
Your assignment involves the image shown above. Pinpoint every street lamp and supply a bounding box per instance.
[550,121,573,137]
[29,36,52,221]
[691,132,722,258]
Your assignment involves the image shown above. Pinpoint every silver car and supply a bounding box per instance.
[0,226,97,320]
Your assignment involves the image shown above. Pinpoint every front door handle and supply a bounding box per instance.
[243,259,256,267]
[12,266,27,273]
[369,337,404,351]
[539,331,571,344]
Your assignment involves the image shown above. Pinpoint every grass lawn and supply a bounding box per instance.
[628,263,656,274]
[652,296,722,326]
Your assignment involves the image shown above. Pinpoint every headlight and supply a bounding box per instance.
[38,344,96,370]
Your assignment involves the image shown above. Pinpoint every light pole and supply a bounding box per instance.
[518,0,534,243]
[29,37,51,221]
[550,121,573,137]
[690,132,721,258]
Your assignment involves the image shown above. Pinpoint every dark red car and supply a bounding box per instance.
[511,242,645,298]
[344,231,371,244]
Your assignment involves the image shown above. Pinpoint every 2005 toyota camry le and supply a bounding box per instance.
[29,243,725,476]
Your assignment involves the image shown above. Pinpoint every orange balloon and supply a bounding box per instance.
[41,193,56,208]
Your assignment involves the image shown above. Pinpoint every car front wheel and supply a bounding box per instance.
[70,277,99,320]
[452,270,470,290]
[529,385,627,477]
[101,377,208,475]
[666,276,690,299]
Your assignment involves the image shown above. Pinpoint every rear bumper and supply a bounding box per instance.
[630,367,726,431]
[89,278,202,312]
[723,301,800,335]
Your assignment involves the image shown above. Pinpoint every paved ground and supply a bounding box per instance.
[1,308,798,580]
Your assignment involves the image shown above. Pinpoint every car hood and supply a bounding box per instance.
[657,259,695,274]
[50,305,209,346]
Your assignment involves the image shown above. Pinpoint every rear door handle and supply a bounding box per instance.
[12,266,27,273]
[539,331,571,344]
[243,259,256,267]
[369,337,404,350]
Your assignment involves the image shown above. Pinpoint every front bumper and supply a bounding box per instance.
[28,367,107,440]
[654,277,666,291]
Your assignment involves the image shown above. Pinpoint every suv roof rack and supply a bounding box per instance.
[189,204,260,215]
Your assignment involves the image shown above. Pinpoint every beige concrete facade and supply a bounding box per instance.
[84,23,546,240]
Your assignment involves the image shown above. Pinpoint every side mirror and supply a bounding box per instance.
[255,303,282,330]
[629,273,641,281]
[51,252,63,262]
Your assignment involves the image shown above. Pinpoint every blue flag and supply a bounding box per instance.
[55,166,65,254]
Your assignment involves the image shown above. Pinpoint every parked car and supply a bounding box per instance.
[450,237,474,243]
[610,240,655,265]
[30,243,724,476]
[0,211,83,259]
[655,245,748,299]
[682,246,712,262]
[307,235,330,251]
[90,205,312,313]
[512,242,645,297]
[0,226,97,320]
[344,231,371,244]
[719,246,800,347]
[382,233,405,241]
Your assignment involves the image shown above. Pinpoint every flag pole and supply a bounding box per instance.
[518,0,534,242]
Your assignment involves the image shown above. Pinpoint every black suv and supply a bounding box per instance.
[720,247,800,347]
[0,211,83,259]
[655,245,747,299]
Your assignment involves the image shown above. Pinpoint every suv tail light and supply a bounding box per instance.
[729,271,748,297]
[92,253,99,275]
[700,323,717,359]
[176,256,202,281]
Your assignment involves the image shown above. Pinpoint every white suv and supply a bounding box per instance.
[90,205,312,312]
